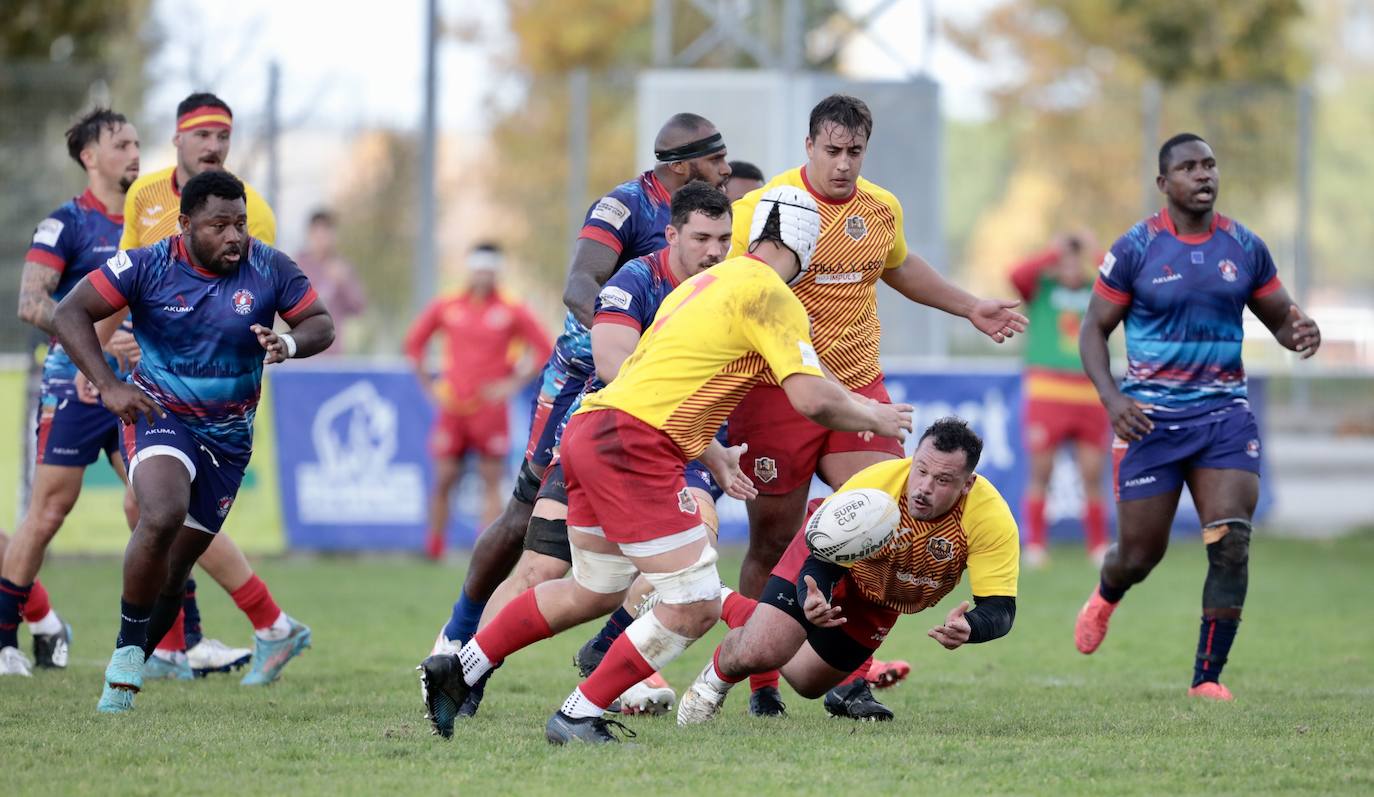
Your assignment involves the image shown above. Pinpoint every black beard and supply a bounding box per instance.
[119,175,135,191]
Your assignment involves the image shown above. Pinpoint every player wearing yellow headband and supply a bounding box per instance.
[120,92,276,248]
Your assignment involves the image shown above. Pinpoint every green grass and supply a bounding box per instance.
[2,537,1372,796]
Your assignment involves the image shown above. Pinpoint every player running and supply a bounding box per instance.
[1009,233,1112,568]
[453,182,749,718]
[1074,133,1321,701]
[53,171,334,713]
[729,94,1026,717]
[113,91,304,680]
[405,243,552,557]
[418,186,913,744]
[678,417,1019,724]
[428,114,732,655]
[0,109,140,677]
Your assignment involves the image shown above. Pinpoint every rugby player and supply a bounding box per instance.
[1074,133,1322,701]
[724,160,765,202]
[418,186,913,743]
[54,171,334,712]
[678,418,1019,723]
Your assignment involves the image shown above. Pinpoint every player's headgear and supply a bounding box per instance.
[748,185,821,283]
[468,242,503,272]
[177,92,233,133]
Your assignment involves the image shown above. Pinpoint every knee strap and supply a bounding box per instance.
[643,545,721,605]
[570,546,638,595]
[1202,518,1251,610]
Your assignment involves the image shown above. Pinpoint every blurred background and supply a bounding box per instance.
[3,0,1372,552]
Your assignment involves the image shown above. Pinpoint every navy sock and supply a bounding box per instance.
[116,599,153,650]
[143,591,186,658]
[1193,616,1240,686]
[0,578,32,649]
[1099,575,1128,604]
[182,578,204,648]
[443,592,487,645]
[591,607,635,653]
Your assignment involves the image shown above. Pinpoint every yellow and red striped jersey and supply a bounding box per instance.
[840,458,1019,614]
[120,165,277,249]
[577,254,826,459]
[728,166,907,389]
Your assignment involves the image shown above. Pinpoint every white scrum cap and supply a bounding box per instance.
[748,185,821,283]
[468,247,503,272]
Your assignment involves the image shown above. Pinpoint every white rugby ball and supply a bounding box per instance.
[804,488,900,565]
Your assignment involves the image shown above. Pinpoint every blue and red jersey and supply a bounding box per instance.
[89,235,317,457]
[1095,209,1281,423]
[548,171,674,383]
[26,190,125,386]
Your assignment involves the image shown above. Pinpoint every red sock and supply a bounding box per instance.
[229,574,282,630]
[749,670,780,692]
[721,590,756,629]
[156,608,187,652]
[579,631,656,708]
[841,655,873,686]
[713,646,747,685]
[471,589,553,663]
[1084,499,1108,550]
[1025,495,1047,547]
[21,579,51,623]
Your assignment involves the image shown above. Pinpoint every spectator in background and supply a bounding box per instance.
[405,244,553,561]
[296,209,367,355]
[1009,232,1112,568]
[724,160,766,202]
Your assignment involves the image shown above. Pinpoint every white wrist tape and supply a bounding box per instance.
[279,333,298,358]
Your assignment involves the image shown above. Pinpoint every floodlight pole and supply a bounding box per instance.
[414,0,439,315]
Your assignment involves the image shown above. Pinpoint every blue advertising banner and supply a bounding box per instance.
[271,363,1268,551]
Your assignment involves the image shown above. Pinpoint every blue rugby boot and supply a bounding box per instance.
[241,620,311,686]
[97,646,145,714]
[143,651,194,680]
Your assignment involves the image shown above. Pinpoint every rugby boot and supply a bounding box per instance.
[241,620,311,685]
[97,646,145,713]
[545,710,636,745]
[619,672,675,716]
[32,619,71,669]
[419,653,470,738]
[867,658,911,689]
[823,680,894,721]
[0,646,33,677]
[677,660,731,725]
[748,685,787,717]
[1075,588,1118,654]
[143,651,194,680]
[1187,681,1235,701]
[187,638,252,676]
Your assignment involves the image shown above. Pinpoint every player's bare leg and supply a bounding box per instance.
[0,465,83,674]
[476,455,505,529]
[431,492,534,659]
[425,455,463,561]
[1023,446,1056,568]
[679,603,806,724]
[1182,467,1257,701]
[1076,487,1180,654]
[1074,439,1110,565]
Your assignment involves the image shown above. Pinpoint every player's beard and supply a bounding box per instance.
[189,233,237,274]
[119,174,135,192]
[686,160,724,190]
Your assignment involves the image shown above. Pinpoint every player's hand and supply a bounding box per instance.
[928,600,972,650]
[968,298,1028,344]
[251,324,288,364]
[74,371,101,405]
[869,401,914,443]
[707,443,758,501]
[103,328,141,372]
[1287,305,1321,359]
[100,381,164,425]
[1104,392,1154,442]
[802,575,846,628]
[479,377,519,403]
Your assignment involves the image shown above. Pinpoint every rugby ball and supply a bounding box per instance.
[804,488,900,565]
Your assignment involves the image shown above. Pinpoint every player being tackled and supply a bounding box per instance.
[678,418,1020,725]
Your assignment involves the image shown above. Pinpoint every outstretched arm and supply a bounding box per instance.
[882,251,1027,343]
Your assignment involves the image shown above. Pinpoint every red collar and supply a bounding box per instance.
[651,248,683,288]
[800,165,855,205]
[76,189,123,224]
[173,234,247,278]
[646,170,672,204]
[1159,207,1219,244]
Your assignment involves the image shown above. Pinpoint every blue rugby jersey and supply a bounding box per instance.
[1095,209,1281,423]
[26,190,127,386]
[89,235,317,456]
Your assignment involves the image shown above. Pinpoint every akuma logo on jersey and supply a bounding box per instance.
[1218,259,1239,283]
[844,215,868,241]
[232,289,255,316]
[1151,264,1183,285]
[163,294,194,313]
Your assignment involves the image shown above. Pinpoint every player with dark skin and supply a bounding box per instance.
[1078,137,1320,697]
[54,194,335,629]
[448,116,733,627]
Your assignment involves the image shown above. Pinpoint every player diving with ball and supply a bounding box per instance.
[677,417,1020,724]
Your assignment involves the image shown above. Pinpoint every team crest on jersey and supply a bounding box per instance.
[217,496,235,518]
[844,215,868,241]
[1218,259,1239,283]
[1245,438,1261,458]
[677,487,698,515]
[754,456,777,483]
[926,537,954,562]
[231,289,256,316]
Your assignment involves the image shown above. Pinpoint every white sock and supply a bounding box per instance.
[255,612,292,641]
[561,687,606,719]
[29,611,62,637]
[458,639,493,687]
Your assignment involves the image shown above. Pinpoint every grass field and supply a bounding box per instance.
[2,537,1372,796]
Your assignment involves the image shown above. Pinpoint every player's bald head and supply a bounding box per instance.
[655,113,716,152]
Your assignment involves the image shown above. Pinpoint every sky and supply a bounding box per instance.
[145,0,1003,133]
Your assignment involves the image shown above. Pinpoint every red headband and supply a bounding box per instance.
[177,106,233,132]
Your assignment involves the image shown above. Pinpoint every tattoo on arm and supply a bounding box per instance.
[17,263,61,335]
